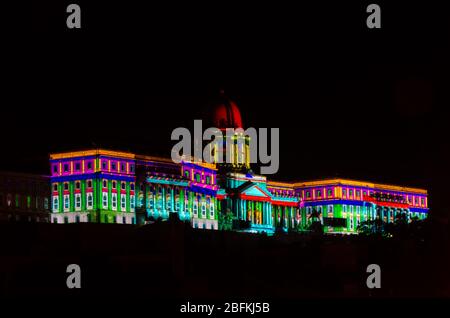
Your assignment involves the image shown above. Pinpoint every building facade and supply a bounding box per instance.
[49,150,219,229]
[0,171,50,222]
[269,179,428,234]
[48,95,429,233]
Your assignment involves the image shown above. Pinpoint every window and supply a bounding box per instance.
[130,165,135,173]
[121,195,126,210]
[44,198,49,210]
[327,205,333,213]
[112,181,117,189]
[363,191,367,196]
[356,190,360,198]
[421,198,425,206]
[64,182,69,191]
[64,195,69,210]
[206,176,210,184]
[349,190,353,196]
[87,193,93,209]
[327,189,332,197]
[317,190,321,197]
[87,180,92,188]
[130,195,135,211]
[53,165,58,173]
[102,192,108,208]
[343,204,347,213]
[193,200,198,216]
[112,193,117,210]
[103,180,107,188]
[75,215,80,223]
[306,191,311,198]
[356,206,360,214]
[102,161,107,170]
[201,201,206,217]
[53,183,58,192]
[121,182,126,190]
[184,171,189,179]
[343,189,347,197]
[195,174,201,183]
[111,162,117,171]
[64,164,69,172]
[75,194,81,209]
[121,163,125,172]
[75,163,81,171]
[130,183,135,191]
[53,197,59,212]
[75,181,81,190]
[87,161,92,170]
[123,216,127,224]
[210,201,215,217]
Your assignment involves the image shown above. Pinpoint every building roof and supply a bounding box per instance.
[292,178,427,194]
[50,149,136,160]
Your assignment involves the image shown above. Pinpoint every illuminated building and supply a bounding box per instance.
[49,150,219,229]
[49,95,428,233]
[274,179,429,234]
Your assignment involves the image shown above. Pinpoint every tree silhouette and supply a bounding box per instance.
[218,209,235,231]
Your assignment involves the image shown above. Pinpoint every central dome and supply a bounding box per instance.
[212,92,243,130]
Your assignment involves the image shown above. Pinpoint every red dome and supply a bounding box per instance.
[212,93,243,130]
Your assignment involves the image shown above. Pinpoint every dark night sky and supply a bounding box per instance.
[3,1,450,216]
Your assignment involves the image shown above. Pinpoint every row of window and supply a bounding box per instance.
[53,193,135,212]
[146,196,215,218]
[53,180,135,192]
[101,192,134,211]
[0,193,49,210]
[305,205,367,215]
[304,188,426,207]
[100,160,135,174]
[102,180,135,191]
[192,221,217,230]
[54,161,94,174]
[184,170,214,185]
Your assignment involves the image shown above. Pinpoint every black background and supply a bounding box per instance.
[3,1,450,218]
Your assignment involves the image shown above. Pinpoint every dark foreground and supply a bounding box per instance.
[0,219,449,304]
